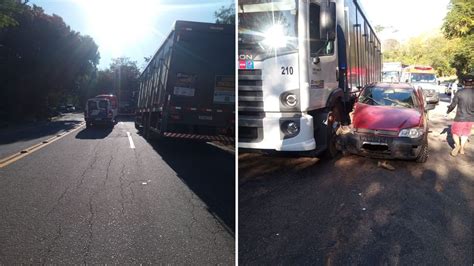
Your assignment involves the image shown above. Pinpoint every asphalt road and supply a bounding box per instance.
[0,114,235,264]
[238,93,473,265]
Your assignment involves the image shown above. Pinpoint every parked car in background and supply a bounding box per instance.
[66,104,75,112]
[340,83,435,163]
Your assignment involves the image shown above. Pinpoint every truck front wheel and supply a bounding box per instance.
[325,102,344,159]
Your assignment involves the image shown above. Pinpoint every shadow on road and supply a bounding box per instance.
[116,115,135,122]
[148,138,235,233]
[239,150,473,264]
[75,126,113,139]
[0,120,82,145]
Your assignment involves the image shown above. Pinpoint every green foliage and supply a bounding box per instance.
[0,0,24,29]
[383,34,459,76]
[0,3,100,121]
[442,0,474,76]
[84,57,140,111]
[214,2,235,24]
[442,0,474,39]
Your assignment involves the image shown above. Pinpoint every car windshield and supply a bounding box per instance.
[359,87,415,108]
[410,73,436,83]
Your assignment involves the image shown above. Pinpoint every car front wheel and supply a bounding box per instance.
[416,138,429,163]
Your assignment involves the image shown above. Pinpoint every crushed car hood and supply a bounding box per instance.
[353,103,422,131]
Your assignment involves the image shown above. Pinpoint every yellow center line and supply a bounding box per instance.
[0,122,85,168]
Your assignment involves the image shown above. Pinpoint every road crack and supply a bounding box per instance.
[83,192,96,264]
[118,163,126,215]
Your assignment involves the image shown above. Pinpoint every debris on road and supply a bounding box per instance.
[377,160,395,171]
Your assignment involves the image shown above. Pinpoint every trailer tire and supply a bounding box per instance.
[324,101,343,159]
[143,114,150,139]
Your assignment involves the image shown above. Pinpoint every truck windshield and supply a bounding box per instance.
[410,73,436,83]
[382,71,400,82]
[238,0,297,60]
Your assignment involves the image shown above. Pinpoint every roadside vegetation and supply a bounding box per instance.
[0,1,140,125]
[381,0,473,78]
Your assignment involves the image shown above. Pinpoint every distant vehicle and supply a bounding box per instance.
[84,97,115,128]
[58,105,67,113]
[94,94,118,119]
[401,65,439,104]
[382,62,402,83]
[340,83,434,163]
[66,104,75,112]
[135,21,235,141]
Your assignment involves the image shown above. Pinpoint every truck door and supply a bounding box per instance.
[308,1,338,109]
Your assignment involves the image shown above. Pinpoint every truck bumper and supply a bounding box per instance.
[239,112,316,151]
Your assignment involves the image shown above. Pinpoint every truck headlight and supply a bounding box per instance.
[281,120,299,137]
[262,24,288,49]
[399,128,424,138]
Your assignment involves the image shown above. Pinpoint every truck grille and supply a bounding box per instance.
[238,69,264,142]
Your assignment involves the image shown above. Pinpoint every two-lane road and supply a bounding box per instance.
[0,115,235,264]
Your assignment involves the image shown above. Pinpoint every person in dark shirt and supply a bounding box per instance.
[447,75,474,156]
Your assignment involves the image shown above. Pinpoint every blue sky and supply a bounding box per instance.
[358,0,449,41]
[31,0,449,69]
[30,0,233,70]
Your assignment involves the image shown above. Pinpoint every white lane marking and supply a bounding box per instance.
[126,131,135,149]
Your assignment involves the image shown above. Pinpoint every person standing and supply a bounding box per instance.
[447,75,474,156]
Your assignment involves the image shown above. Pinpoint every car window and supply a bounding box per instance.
[98,100,108,108]
[359,87,415,108]
[87,101,97,110]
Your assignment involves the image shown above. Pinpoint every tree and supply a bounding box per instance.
[0,0,26,29]
[382,33,459,77]
[442,0,474,39]
[374,25,385,33]
[214,2,235,24]
[0,3,99,121]
[109,57,140,111]
[442,0,474,76]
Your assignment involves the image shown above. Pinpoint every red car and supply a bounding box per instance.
[340,83,435,163]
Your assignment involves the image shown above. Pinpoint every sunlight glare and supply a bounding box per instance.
[76,0,159,56]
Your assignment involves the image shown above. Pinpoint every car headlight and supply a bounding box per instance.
[399,128,424,138]
[262,24,288,49]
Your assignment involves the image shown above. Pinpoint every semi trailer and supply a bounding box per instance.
[238,0,382,156]
[135,21,235,141]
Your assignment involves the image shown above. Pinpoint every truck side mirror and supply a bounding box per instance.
[320,1,336,41]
